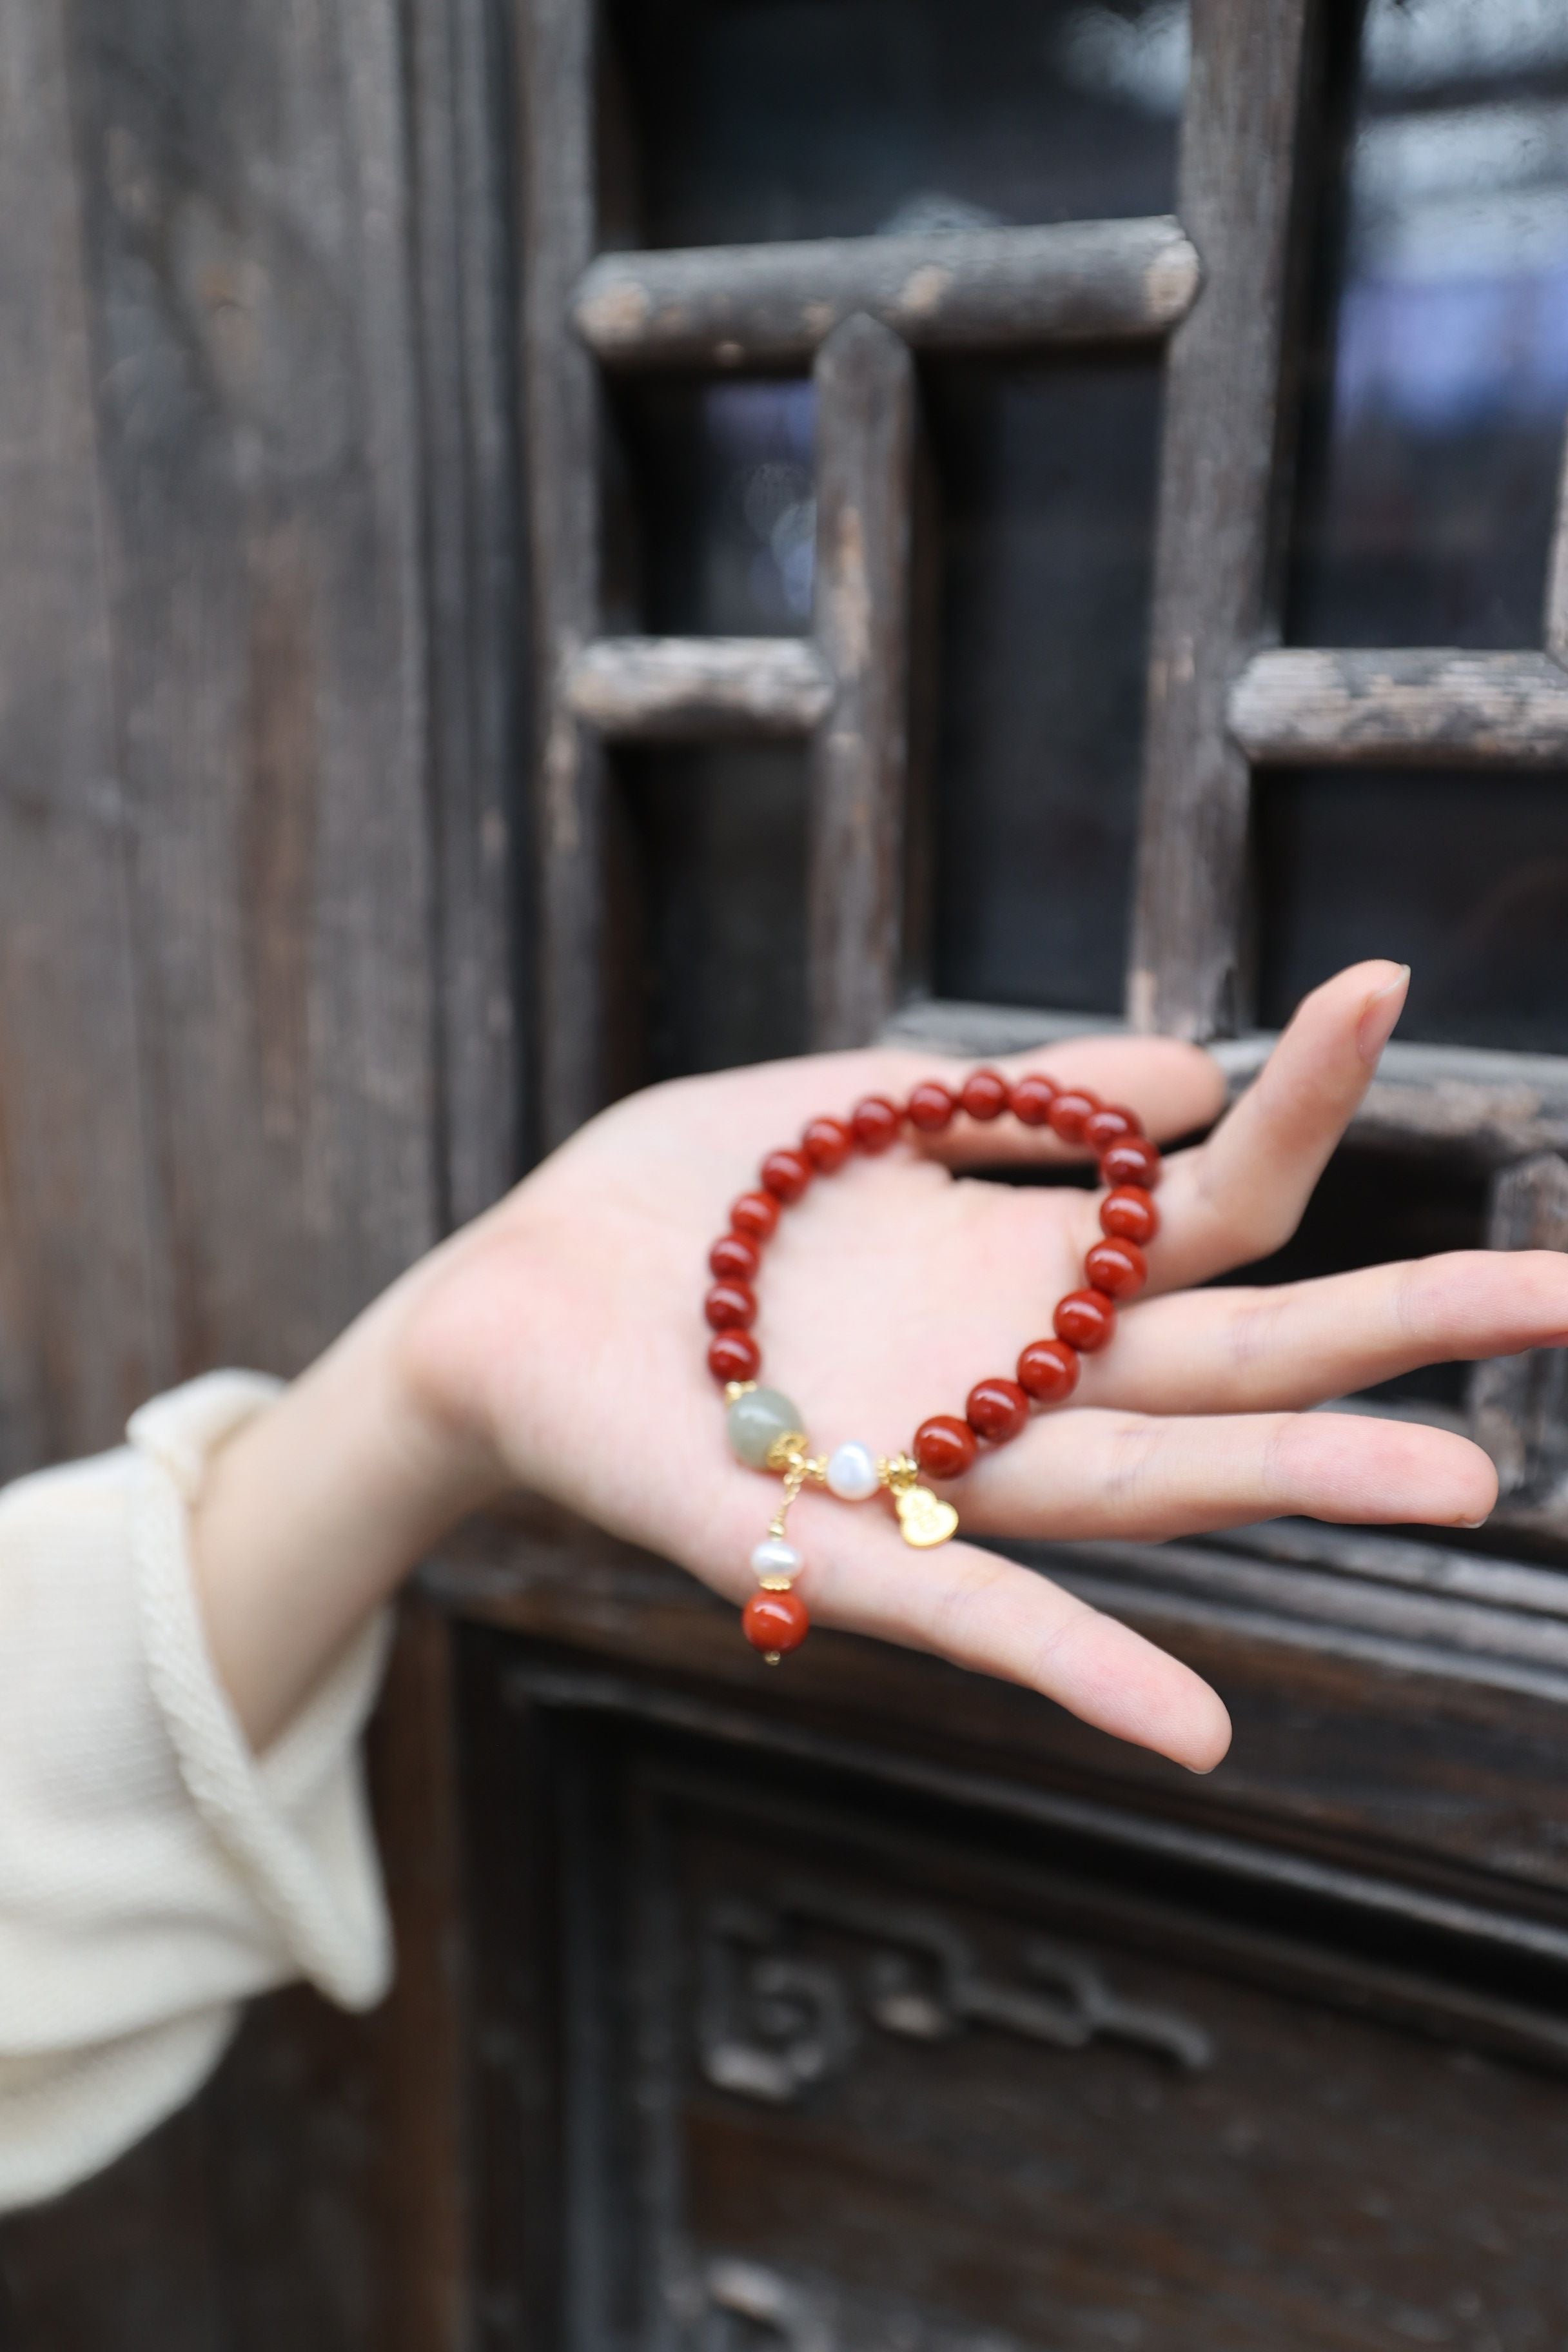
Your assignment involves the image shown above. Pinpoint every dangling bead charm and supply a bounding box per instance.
[743,1587,810,1660]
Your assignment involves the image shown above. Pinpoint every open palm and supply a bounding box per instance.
[406,960,1568,1773]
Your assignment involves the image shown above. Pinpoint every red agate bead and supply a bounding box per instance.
[966,1377,1028,1443]
[1055,1288,1116,1351]
[961,1069,1010,1121]
[1101,1136,1162,1190]
[803,1115,853,1172]
[706,1279,757,1331]
[743,1587,810,1656]
[732,1190,779,1240]
[1101,1185,1159,1244]
[1011,1073,1057,1126]
[907,1080,957,1133]
[1084,1238,1148,1299]
[1048,1088,1099,1142]
[709,1330,760,1384]
[914,1415,977,1479]
[1017,1338,1079,1403]
[709,1231,760,1281]
[761,1148,811,1202]
[1084,1104,1142,1152]
[852,1094,902,1152]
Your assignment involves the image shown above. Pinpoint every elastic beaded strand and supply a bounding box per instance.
[707,1070,1164,1656]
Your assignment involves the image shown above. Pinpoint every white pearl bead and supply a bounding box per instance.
[750,1536,802,1583]
[825,1441,880,1502]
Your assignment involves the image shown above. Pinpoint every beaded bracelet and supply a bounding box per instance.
[703,1068,1163,1660]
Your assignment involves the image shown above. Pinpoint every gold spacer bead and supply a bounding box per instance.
[725,1379,759,1404]
[758,1575,794,1592]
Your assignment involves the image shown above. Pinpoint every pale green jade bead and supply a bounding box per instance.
[726,1386,803,1469]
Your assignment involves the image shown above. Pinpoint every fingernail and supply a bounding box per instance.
[1357,966,1410,1066]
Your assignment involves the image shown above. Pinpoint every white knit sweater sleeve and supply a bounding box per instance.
[0,1373,393,2213]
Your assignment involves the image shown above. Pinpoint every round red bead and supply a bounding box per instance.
[1017,1338,1079,1404]
[760,1148,811,1203]
[1085,1238,1147,1299]
[708,1329,760,1384]
[802,1115,853,1173]
[1084,1104,1142,1152]
[1011,1073,1058,1127]
[851,1094,902,1153]
[966,1377,1029,1443]
[709,1231,760,1281]
[913,1415,977,1480]
[731,1190,780,1240]
[743,1587,810,1656]
[1055,1288,1116,1351]
[907,1081,957,1133]
[1048,1088,1099,1142]
[705,1279,757,1331]
[1101,1136,1162,1190]
[960,1069,1010,1122]
[1101,1185,1159,1245]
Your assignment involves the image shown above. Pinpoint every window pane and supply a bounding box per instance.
[605,0,1185,248]
[1288,0,1568,647]
[610,380,816,636]
[1255,767,1568,1052]
[612,747,809,1083]
[928,355,1163,1014]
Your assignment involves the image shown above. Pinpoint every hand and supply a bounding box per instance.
[194,959,1568,1767]
[397,958,1568,1774]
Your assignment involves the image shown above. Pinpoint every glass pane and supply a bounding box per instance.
[1288,0,1568,647]
[928,355,1163,1014]
[605,0,1185,248]
[1255,767,1568,1053]
[609,379,817,636]
[612,747,809,1082]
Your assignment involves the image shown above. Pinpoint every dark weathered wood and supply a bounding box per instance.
[571,219,1200,370]
[409,0,525,1222]
[1470,1154,1568,1503]
[566,636,834,739]
[1230,646,1568,765]
[520,0,605,1146]
[1128,0,1317,1038]
[0,0,175,1480]
[0,0,481,2340]
[808,316,917,1049]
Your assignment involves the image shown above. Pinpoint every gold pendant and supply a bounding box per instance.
[894,1483,959,1547]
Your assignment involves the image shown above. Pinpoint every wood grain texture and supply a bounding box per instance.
[572,218,1200,369]
[0,0,487,2340]
[1230,647,1568,764]
[1128,0,1317,1039]
[808,316,917,1048]
[520,0,606,1146]
[1470,1154,1568,1504]
[566,636,834,738]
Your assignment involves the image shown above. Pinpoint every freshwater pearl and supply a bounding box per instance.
[825,1440,879,1501]
[751,1536,802,1583]
[727,1386,803,1468]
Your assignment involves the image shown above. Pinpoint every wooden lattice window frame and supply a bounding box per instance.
[519,0,1568,1540]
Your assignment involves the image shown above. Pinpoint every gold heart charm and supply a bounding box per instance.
[895,1484,959,1549]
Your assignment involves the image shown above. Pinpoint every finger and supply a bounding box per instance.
[1072,1249,1568,1418]
[953,1402,1498,1542]
[1119,960,1409,1293]
[796,1514,1230,1773]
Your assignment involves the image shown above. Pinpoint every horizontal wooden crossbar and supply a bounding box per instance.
[573,217,1200,369]
[564,636,834,739]
[1230,649,1568,767]
[883,997,1568,1167]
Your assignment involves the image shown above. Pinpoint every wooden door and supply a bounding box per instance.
[438,1,1568,2346]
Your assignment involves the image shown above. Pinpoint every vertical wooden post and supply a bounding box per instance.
[520,0,605,1143]
[1471,1153,1568,1502]
[808,313,917,1048]
[1128,0,1317,1039]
